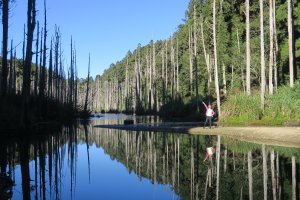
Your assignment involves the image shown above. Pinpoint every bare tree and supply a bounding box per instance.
[246,0,251,95]
[34,21,39,96]
[292,156,296,200]
[189,26,193,98]
[262,144,268,200]
[260,0,266,109]
[23,0,36,96]
[40,0,47,97]
[269,0,274,95]
[248,151,253,200]
[213,0,221,117]
[1,0,9,96]
[48,39,53,97]
[288,0,295,87]
[84,53,91,112]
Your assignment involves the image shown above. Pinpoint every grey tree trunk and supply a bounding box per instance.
[213,0,221,117]
[189,27,193,98]
[84,53,91,112]
[292,156,296,200]
[193,5,199,109]
[8,40,13,94]
[200,17,211,96]
[152,41,156,112]
[216,135,221,200]
[260,0,266,109]
[23,0,36,96]
[246,0,251,95]
[273,0,279,91]
[237,29,245,92]
[271,150,277,200]
[269,0,274,95]
[48,40,53,97]
[288,0,294,87]
[262,144,268,200]
[40,0,47,97]
[176,38,179,93]
[34,21,39,96]
[248,151,253,200]
[222,63,227,95]
[1,0,9,97]
[165,41,168,91]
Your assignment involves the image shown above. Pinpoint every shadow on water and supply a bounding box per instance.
[0,114,299,200]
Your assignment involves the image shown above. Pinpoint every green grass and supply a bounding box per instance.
[221,82,300,126]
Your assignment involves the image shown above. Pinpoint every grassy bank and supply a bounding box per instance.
[221,82,300,126]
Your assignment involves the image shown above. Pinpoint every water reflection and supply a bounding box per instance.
[0,114,299,200]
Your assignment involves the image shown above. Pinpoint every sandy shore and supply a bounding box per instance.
[95,123,300,148]
[188,126,300,148]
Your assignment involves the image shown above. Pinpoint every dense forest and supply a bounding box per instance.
[78,0,300,123]
[1,0,300,126]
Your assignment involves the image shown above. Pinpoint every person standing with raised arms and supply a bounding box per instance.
[202,101,215,128]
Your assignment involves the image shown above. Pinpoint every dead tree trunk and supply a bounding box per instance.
[189,27,193,98]
[216,135,221,200]
[1,0,9,97]
[194,5,199,112]
[260,0,266,109]
[271,150,277,200]
[48,40,53,97]
[237,29,245,92]
[288,0,295,87]
[292,156,296,200]
[269,0,274,95]
[262,144,268,200]
[273,0,279,91]
[23,0,36,96]
[84,54,91,112]
[248,151,253,200]
[213,0,221,117]
[176,37,179,94]
[246,0,251,95]
[40,0,47,97]
[200,17,211,96]
[222,63,227,95]
[8,40,13,94]
[34,21,39,96]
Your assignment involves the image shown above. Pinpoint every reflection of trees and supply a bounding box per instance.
[0,124,79,200]
[0,120,299,200]
[89,123,299,200]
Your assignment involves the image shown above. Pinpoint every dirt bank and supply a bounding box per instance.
[95,123,300,148]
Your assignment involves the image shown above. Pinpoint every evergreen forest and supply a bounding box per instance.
[79,0,300,124]
[1,0,300,128]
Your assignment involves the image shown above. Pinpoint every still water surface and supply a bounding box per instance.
[0,114,299,200]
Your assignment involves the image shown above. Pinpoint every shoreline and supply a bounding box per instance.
[94,123,300,148]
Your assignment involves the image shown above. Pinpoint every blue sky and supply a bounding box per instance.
[3,0,189,78]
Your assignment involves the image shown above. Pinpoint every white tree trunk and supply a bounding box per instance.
[273,0,279,91]
[189,27,193,98]
[246,0,251,95]
[288,0,294,88]
[262,144,268,200]
[213,0,221,117]
[292,156,296,200]
[260,0,266,109]
[248,151,253,200]
[269,0,274,95]
[216,135,221,200]
[222,63,227,95]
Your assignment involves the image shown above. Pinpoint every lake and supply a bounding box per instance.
[0,114,299,200]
